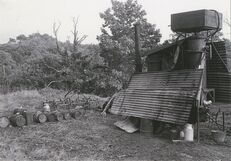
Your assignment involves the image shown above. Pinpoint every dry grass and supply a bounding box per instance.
[0,88,107,116]
[0,89,230,161]
[0,90,44,115]
[0,111,230,161]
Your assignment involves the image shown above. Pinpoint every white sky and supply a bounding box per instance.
[0,0,230,44]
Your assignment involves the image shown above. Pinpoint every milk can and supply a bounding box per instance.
[183,123,194,141]
[43,103,50,112]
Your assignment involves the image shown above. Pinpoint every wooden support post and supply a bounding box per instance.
[222,112,225,132]
[134,23,142,73]
[196,101,200,143]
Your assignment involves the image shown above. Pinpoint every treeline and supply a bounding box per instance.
[0,33,121,96]
[0,0,163,96]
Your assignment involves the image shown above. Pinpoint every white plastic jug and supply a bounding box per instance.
[183,123,194,141]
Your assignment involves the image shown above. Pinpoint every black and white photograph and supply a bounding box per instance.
[0,0,230,160]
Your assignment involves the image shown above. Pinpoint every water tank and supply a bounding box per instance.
[171,9,222,33]
[184,36,206,69]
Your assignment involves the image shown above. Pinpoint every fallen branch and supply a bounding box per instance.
[46,80,62,88]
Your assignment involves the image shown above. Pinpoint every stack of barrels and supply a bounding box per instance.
[0,107,84,128]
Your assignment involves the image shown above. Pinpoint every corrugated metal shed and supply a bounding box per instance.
[207,72,231,103]
[110,69,203,125]
[207,41,231,103]
[207,41,229,72]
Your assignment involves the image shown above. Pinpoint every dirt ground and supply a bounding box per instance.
[0,108,230,161]
[0,89,231,161]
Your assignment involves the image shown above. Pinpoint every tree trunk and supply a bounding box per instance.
[70,110,81,119]
[22,112,34,125]
[54,111,64,121]
[10,114,26,127]
[45,112,56,122]
[63,112,71,120]
[46,111,63,122]
[34,111,47,123]
[0,116,10,128]
[13,108,28,115]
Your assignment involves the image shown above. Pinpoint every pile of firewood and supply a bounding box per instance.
[0,107,85,128]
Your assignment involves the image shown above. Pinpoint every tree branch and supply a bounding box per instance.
[46,80,62,88]
[71,17,87,52]
[53,21,61,52]
[43,61,62,73]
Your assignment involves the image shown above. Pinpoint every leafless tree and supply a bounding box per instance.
[53,21,61,52]
[71,17,87,52]
[224,18,231,27]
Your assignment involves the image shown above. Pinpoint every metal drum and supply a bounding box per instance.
[184,36,206,69]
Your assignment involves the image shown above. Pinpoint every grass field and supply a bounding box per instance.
[0,89,230,161]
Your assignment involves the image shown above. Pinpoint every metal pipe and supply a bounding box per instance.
[196,100,200,143]
[223,112,225,132]
[134,23,142,73]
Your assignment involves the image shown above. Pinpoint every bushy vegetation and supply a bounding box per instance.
[0,0,162,97]
[0,33,115,96]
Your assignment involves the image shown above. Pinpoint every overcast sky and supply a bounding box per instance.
[0,0,230,44]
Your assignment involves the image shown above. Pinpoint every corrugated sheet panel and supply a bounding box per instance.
[128,70,202,90]
[144,38,185,56]
[207,72,231,103]
[207,41,229,72]
[110,69,203,125]
[207,41,231,103]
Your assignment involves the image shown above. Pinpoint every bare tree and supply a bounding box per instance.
[71,17,87,52]
[53,21,61,52]
[224,18,231,27]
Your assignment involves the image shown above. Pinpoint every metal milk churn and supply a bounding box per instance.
[183,123,194,141]
[43,103,50,112]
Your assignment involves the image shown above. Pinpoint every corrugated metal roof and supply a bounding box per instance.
[143,38,186,57]
[110,69,203,125]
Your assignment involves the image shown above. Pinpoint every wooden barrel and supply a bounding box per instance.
[63,112,71,120]
[10,114,26,127]
[0,116,10,128]
[70,110,81,119]
[34,111,47,123]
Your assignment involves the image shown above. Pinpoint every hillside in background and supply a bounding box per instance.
[0,33,123,96]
